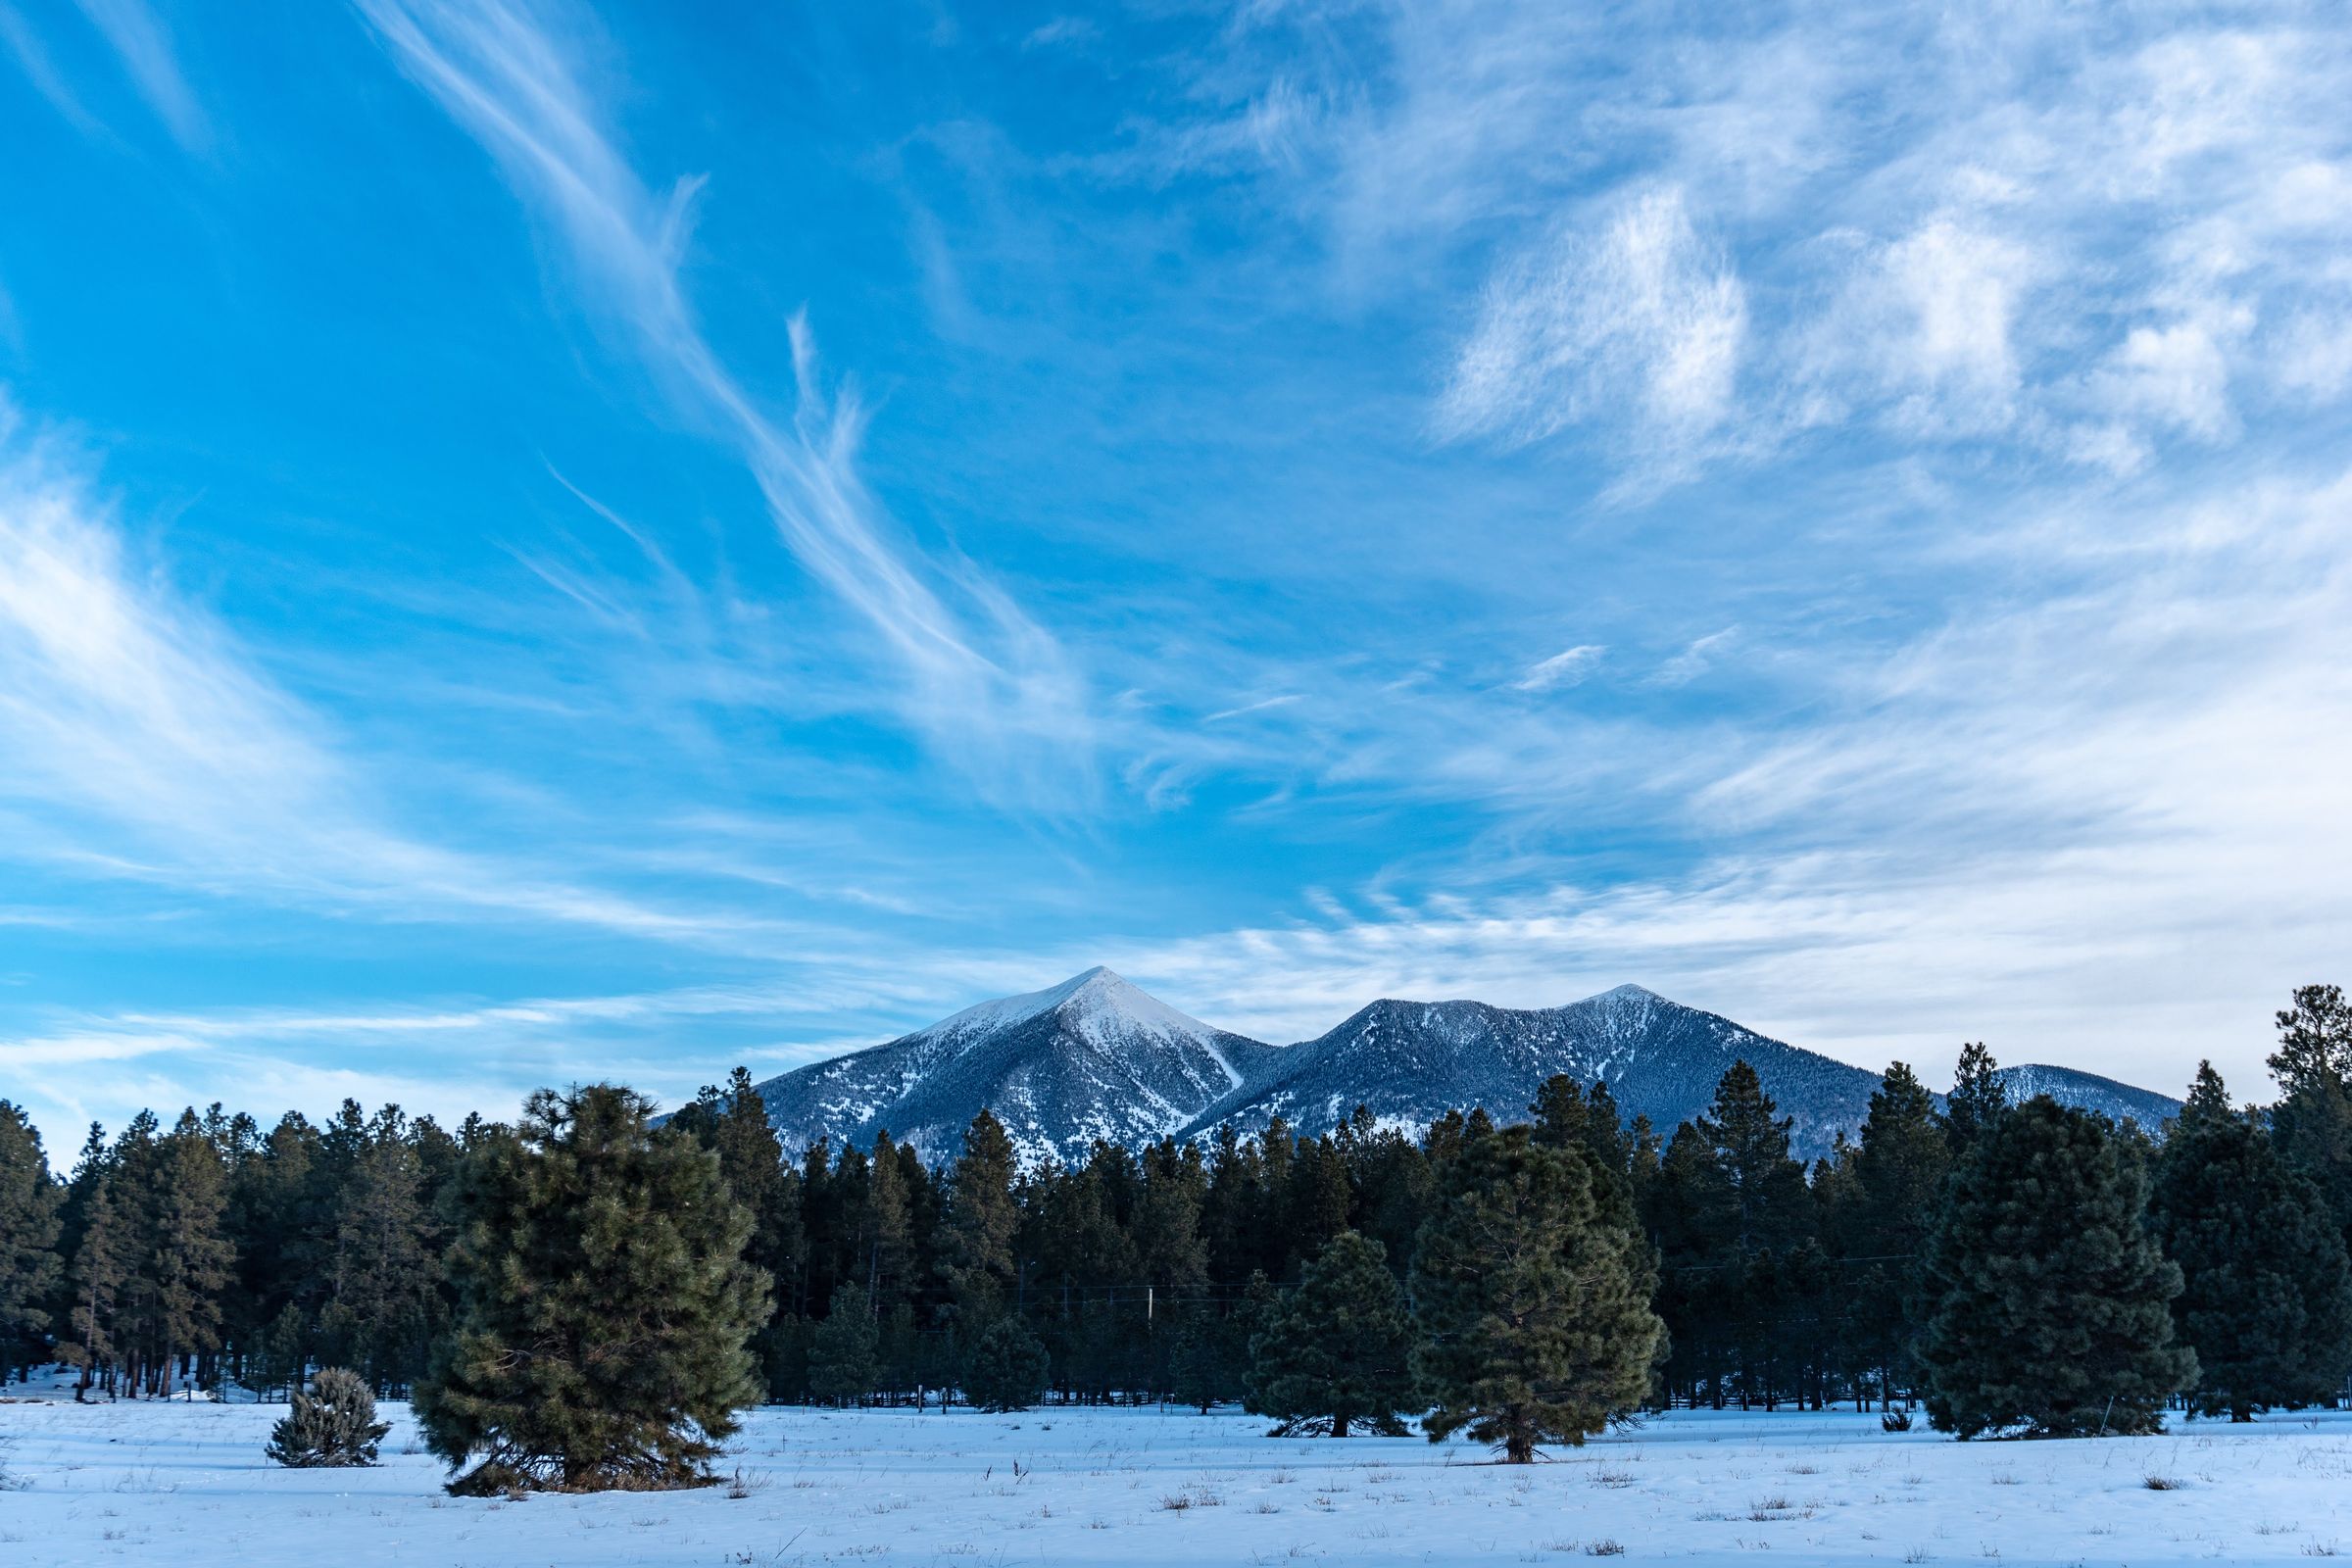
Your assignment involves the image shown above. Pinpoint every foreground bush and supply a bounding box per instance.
[266,1367,389,1468]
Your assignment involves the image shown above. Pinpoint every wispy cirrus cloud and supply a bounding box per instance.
[1512,645,1603,693]
[356,0,1096,809]
[72,0,207,151]
[0,402,802,948]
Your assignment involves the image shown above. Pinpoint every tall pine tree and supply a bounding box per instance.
[415,1085,766,1493]
[2148,1064,2352,1419]
[0,1102,62,1381]
[1919,1097,2193,1437]
[1410,1127,1662,1461]
[1847,1062,1949,1407]
[1245,1230,1419,1438]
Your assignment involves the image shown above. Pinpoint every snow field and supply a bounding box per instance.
[6,1396,2352,1566]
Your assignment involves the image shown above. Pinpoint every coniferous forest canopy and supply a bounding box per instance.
[4,984,2351,1477]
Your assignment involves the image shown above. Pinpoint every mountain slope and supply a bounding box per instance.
[750,967,1278,1164]
[1991,1063,2181,1129]
[1181,984,1885,1160]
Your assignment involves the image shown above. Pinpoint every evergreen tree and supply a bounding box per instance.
[415,1085,766,1494]
[112,1111,234,1396]
[64,1138,129,1398]
[2149,1064,2352,1420]
[2269,985,2352,1249]
[1244,1231,1419,1438]
[961,1313,1050,1412]
[939,1110,1020,1315]
[0,1102,62,1380]
[1943,1042,2008,1156]
[1168,1305,1232,1413]
[1695,1062,1811,1254]
[807,1281,879,1406]
[267,1366,390,1467]
[676,1068,804,1396]
[1410,1127,1663,1461]
[1847,1062,1950,1405]
[1919,1097,2193,1438]
[318,1110,439,1394]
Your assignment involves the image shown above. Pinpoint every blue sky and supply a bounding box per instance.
[5,0,2351,1148]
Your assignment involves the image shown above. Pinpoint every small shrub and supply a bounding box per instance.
[1587,1542,1626,1557]
[2142,1474,2182,1492]
[265,1368,389,1469]
[1882,1408,1914,1433]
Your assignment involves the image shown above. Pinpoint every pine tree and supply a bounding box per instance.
[318,1112,439,1394]
[1919,1097,2194,1438]
[807,1281,879,1406]
[1848,1062,1950,1406]
[64,1137,129,1398]
[1695,1062,1811,1254]
[1943,1042,2008,1156]
[414,1085,766,1494]
[2268,985,2352,1249]
[2148,1064,2352,1420]
[1168,1305,1231,1413]
[106,1111,234,1396]
[1244,1231,1419,1438]
[961,1313,1050,1412]
[0,1102,62,1381]
[1410,1126,1663,1461]
[267,1366,391,1467]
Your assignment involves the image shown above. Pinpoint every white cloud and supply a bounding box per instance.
[1438,186,1745,451]
[73,0,207,151]
[1647,627,1737,689]
[1513,645,1603,693]
[357,0,1096,808]
[0,402,799,947]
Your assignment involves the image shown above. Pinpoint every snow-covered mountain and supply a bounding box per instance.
[751,970,2184,1165]
[1990,1063,2181,1130]
[750,967,1279,1164]
[1178,984,1884,1160]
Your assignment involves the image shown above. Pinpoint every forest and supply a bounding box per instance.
[4,983,2350,1454]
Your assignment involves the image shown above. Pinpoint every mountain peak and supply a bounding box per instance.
[1591,982,1668,1004]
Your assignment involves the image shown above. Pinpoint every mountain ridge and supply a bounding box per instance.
[747,968,2184,1164]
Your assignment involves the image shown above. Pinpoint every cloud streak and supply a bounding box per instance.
[73,0,208,151]
[357,0,1096,808]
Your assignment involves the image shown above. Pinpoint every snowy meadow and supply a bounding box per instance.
[8,1396,2352,1567]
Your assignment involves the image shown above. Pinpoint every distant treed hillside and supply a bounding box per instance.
[751,971,2183,1162]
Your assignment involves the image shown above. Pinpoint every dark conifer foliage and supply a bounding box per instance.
[1843,1062,1951,1407]
[0,1102,62,1381]
[2269,985,2352,1250]
[1411,1126,1663,1461]
[808,1281,881,1406]
[415,1085,766,1494]
[1245,1231,1419,1437]
[961,1313,1050,1411]
[267,1366,391,1467]
[1943,1042,2008,1156]
[2148,1063,2352,1419]
[1919,1097,2194,1438]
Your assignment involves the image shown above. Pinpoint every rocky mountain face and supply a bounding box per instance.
[749,969,2183,1164]
[1177,984,1887,1160]
[750,966,1277,1165]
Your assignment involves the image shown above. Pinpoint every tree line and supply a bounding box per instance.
[2,984,2349,1474]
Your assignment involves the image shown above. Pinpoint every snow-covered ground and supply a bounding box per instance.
[8,1386,2352,1566]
